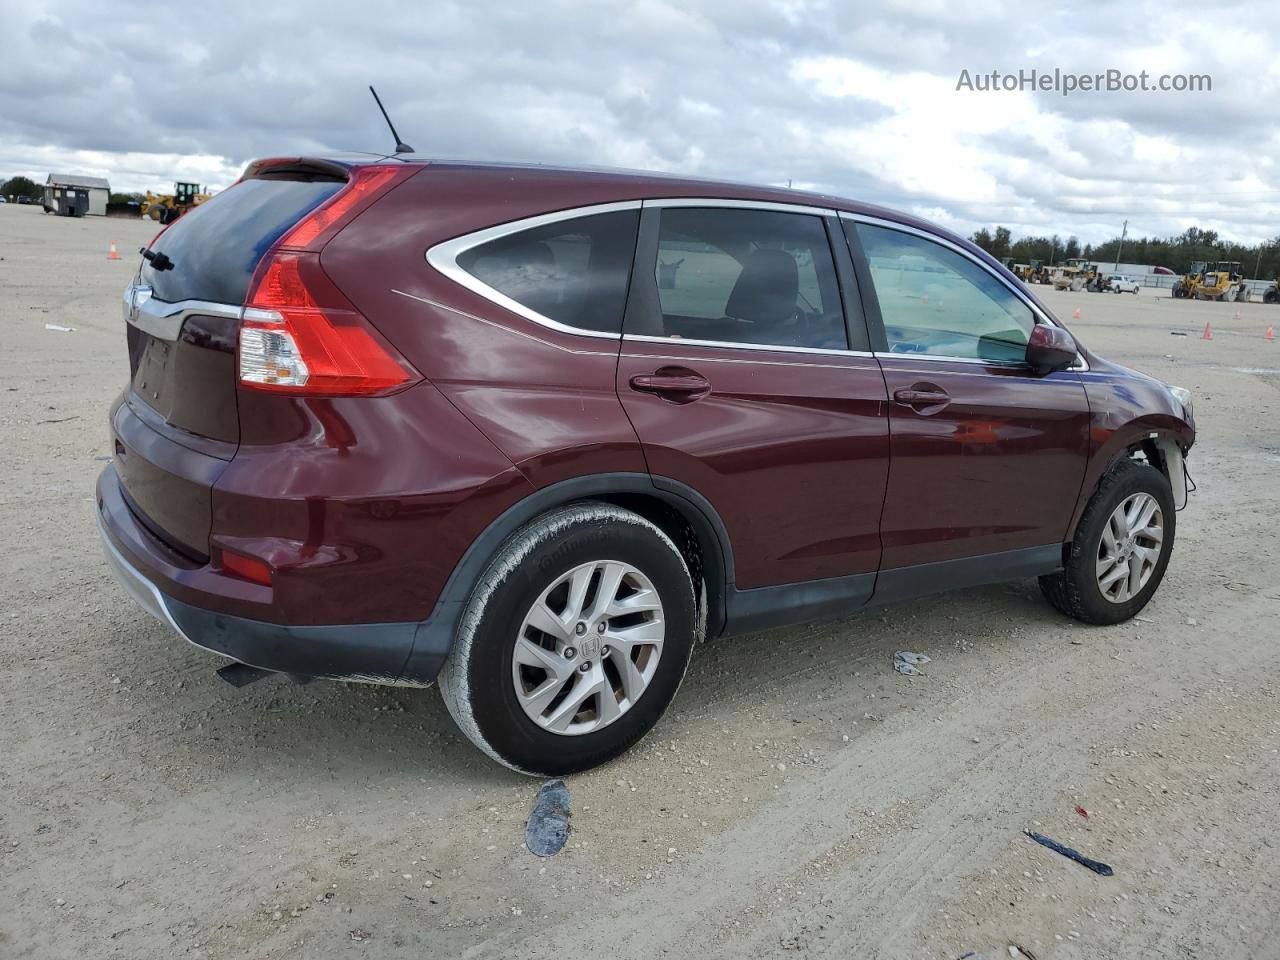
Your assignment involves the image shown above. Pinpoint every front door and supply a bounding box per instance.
[846,219,1091,569]
[617,203,890,593]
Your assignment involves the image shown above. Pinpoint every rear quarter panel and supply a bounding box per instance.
[216,381,533,624]
[319,166,656,488]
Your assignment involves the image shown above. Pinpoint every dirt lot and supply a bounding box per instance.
[2,202,1278,959]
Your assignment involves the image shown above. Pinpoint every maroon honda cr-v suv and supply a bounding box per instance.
[99,155,1195,774]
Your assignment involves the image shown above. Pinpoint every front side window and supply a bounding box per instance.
[646,208,847,350]
[854,223,1036,362]
[456,210,640,334]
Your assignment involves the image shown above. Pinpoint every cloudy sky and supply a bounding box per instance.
[3,0,1279,245]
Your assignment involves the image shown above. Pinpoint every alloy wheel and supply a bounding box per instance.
[512,560,665,735]
[1096,492,1164,603]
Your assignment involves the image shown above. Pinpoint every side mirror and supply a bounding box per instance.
[1025,324,1078,374]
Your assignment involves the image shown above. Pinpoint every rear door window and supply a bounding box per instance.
[455,210,640,334]
[853,223,1035,362]
[645,207,847,350]
[142,177,343,305]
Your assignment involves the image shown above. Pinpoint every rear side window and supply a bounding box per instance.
[455,210,640,334]
[646,208,846,350]
[142,177,343,305]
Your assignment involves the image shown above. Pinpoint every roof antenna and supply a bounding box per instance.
[369,85,414,154]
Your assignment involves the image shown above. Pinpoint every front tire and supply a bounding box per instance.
[438,503,697,776]
[1039,459,1176,625]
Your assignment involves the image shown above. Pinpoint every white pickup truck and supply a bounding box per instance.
[1107,274,1141,294]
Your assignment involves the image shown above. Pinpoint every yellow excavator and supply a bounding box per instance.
[141,181,212,224]
[1172,261,1249,301]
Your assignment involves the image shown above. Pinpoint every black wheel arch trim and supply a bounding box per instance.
[400,472,736,683]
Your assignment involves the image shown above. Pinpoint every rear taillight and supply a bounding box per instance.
[241,252,418,395]
[278,165,408,250]
[238,164,420,396]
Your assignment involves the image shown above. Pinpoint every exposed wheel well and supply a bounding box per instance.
[1063,435,1181,565]
[589,492,725,638]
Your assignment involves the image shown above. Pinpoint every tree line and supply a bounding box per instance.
[969,225,1280,279]
[2,175,42,201]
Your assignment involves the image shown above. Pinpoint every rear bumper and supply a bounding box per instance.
[97,466,447,684]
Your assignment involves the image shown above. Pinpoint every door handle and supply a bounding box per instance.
[629,370,711,403]
[893,386,950,409]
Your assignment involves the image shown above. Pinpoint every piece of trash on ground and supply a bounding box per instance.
[44,323,75,333]
[1169,331,1188,337]
[955,947,1036,960]
[1075,805,1089,819]
[526,779,571,857]
[893,650,930,676]
[1024,829,1113,876]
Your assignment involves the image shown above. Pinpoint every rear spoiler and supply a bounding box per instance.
[240,157,357,182]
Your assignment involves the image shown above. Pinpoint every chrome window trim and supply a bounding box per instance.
[839,212,1089,372]
[641,197,839,217]
[424,196,843,342]
[422,197,1088,370]
[625,333,873,359]
[122,282,243,342]
[425,200,643,340]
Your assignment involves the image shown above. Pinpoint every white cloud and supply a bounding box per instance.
[2,0,1279,246]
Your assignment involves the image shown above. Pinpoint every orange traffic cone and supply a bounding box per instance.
[107,242,121,260]
[1202,320,1213,340]
[1267,326,1275,341]
[1071,307,1081,319]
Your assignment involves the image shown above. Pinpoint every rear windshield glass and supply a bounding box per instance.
[142,177,343,305]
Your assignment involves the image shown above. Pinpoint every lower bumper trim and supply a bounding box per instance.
[98,507,447,685]
[98,511,193,642]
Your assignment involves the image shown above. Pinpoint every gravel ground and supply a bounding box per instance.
[2,203,1278,959]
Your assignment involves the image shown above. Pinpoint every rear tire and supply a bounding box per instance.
[1039,459,1176,625]
[438,503,697,776]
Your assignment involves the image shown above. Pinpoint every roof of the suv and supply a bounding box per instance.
[261,152,946,235]
[245,153,1007,288]
[399,156,908,219]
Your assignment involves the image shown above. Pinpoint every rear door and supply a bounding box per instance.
[115,174,345,557]
[616,200,890,592]
[844,217,1091,569]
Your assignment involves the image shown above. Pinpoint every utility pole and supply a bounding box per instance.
[1254,242,1264,280]
[1114,219,1128,272]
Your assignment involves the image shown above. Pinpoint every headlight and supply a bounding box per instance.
[1167,384,1194,421]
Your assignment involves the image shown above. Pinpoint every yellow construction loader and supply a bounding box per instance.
[141,182,211,224]
[1172,261,1248,301]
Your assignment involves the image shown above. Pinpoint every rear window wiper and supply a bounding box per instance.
[140,247,174,272]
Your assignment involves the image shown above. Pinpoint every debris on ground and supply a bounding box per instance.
[956,948,1038,960]
[893,650,931,676]
[1024,829,1113,876]
[1075,805,1089,819]
[526,779,572,857]
[349,928,371,941]
[44,323,75,332]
